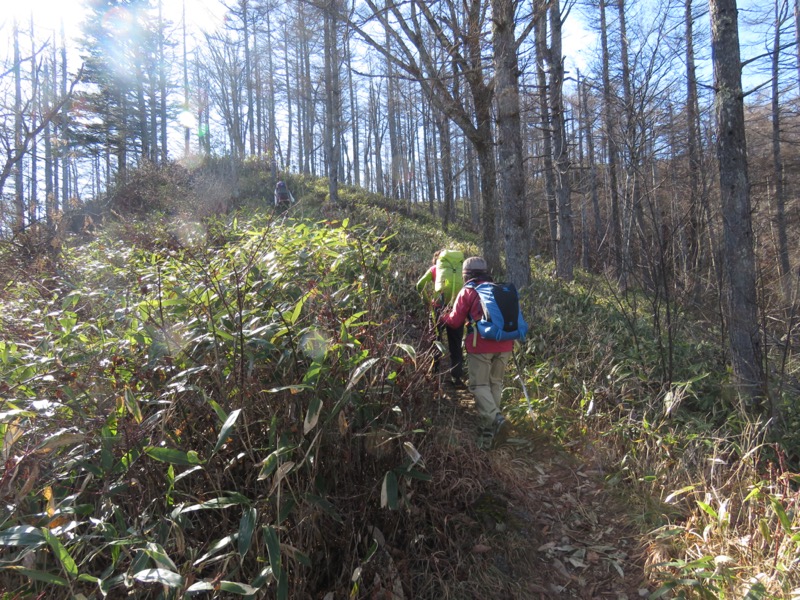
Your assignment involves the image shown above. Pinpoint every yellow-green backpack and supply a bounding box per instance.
[434,249,464,304]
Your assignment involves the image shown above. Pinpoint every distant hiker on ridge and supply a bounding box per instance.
[274,180,293,207]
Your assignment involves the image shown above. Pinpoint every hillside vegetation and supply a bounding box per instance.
[0,173,798,599]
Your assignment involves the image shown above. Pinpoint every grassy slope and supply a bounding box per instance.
[0,177,797,599]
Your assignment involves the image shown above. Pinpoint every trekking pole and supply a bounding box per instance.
[512,348,536,421]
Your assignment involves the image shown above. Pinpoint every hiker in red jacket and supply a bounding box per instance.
[440,256,512,449]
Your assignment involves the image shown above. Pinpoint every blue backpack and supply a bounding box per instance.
[465,281,528,342]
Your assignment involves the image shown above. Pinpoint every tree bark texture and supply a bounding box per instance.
[492,0,531,286]
[709,0,765,405]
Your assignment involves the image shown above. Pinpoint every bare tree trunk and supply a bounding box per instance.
[284,20,293,169]
[264,8,277,172]
[465,135,480,228]
[422,97,436,213]
[29,16,39,225]
[549,0,573,282]
[581,75,602,268]
[13,19,24,232]
[183,1,191,158]
[685,0,705,301]
[45,50,55,222]
[51,43,60,211]
[435,111,454,230]
[240,0,255,156]
[709,0,765,407]
[61,23,71,200]
[370,80,385,197]
[795,0,800,89]
[535,6,557,263]
[772,0,791,303]
[617,0,638,290]
[323,0,341,204]
[346,33,360,187]
[492,0,531,286]
[159,0,168,164]
[600,0,623,281]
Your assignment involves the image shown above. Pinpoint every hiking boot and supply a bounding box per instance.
[476,427,494,450]
[492,414,512,448]
[450,377,466,390]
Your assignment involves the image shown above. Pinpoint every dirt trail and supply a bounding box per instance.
[415,385,650,599]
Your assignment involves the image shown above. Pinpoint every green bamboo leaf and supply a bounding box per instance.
[770,498,793,533]
[133,568,184,588]
[1,566,67,586]
[144,542,178,571]
[305,494,343,524]
[180,493,251,514]
[193,534,236,566]
[206,398,228,423]
[219,581,259,594]
[248,566,273,596]
[264,525,287,599]
[0,525,45,547]
[0,409,36,421]
[145,446,203,466]
[381,471,398,510]
[696,500,718,519]
[345,357,380,392]
[264,526,281,574]
[758,518,772,545]
[213,409,242,454]
[37,431,86,451]
[238,507,257,559]
[185,581,215,593]
[264,385,314,394]
[402,441,423,466]
[287,290,312,325]
[664,485,696,504]
[404,468,432,482]
[648,582,677,599]
[269,462,296,495]
[41,528,78,577]
[216,329,236,342]
[394,343,417,364]
[123,388,143,423]
[303,397,322,435]
[257,446,293,481]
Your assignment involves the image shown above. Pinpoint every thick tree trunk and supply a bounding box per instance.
[709,0,765,407]
[492,0,531,287]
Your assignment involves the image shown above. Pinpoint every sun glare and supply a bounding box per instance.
[2,0,226,47]
[3,0,87,37]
